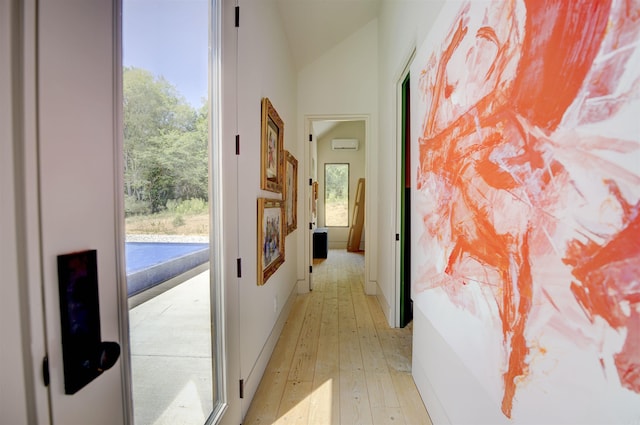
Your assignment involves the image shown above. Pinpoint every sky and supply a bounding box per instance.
[123,0,209,108]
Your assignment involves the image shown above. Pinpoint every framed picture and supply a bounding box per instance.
[312,181,318,217]
[284,151,298,235]
[257,198,285,285]
[261,97,284,193]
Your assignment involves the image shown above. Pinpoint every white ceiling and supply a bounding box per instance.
[312,120,340,139]
[275,0,381,70]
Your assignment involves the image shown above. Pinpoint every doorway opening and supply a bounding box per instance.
[307,117,369,292]
[399,73,412,328]
[395,50,415,329]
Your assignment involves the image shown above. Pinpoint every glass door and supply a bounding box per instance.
[122,0,224,423]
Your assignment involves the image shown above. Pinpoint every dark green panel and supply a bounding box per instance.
[400,73,412,327]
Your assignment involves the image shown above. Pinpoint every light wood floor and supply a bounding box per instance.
[243,250,432,425]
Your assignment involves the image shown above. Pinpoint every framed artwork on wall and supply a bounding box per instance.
[311,181,318,217]
[284,150,298,235]
[410,0,640,422]
[257,198,285,285]
[261,97,284,193]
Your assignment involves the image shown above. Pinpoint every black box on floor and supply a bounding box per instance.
[313,227,328,259]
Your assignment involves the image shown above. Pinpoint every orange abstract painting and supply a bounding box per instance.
[411,0,640,420]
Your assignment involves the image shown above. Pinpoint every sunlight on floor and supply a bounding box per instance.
[276,379,333,424]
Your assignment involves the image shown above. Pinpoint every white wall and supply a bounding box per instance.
[376,0,444,325]
[298,19,379,293]
[316,121,366,248]
[221,0,300,422]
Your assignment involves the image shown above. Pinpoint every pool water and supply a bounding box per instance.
[125,242,209,296]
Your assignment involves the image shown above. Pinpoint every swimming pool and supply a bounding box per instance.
[125,242,209,296]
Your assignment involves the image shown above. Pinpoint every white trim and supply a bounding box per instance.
[1,0,50,421]
[21,0,53,420]
[304,114,375,295]
[239,283,297,417]
[112,2,134,423]
[412,307,450,425]
[302,118,314,293]
[207,0,229,421]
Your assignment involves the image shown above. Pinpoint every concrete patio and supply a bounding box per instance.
[128,267,214,425]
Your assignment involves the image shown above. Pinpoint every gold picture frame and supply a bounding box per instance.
[261,97,284,193]
[284,151,298,235]
[311,181,318,216]
[257,198,285,285]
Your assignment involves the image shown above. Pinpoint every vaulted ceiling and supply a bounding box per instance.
[275,0,380,70]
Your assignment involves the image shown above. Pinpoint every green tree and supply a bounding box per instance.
[123,67,208,215]
[325,164,348,202]
[167,105,209,200]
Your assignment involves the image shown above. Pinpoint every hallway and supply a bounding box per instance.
[244,250,432,424]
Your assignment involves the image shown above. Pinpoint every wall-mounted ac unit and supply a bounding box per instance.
[331,138,359,151]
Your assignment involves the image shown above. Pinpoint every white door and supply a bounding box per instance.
[308,127,318,291]
[1,0,50,421]
[37,1,127,423]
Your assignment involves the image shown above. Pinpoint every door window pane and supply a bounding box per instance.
[122,0,220,423]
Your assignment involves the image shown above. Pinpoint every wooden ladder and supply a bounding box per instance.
[347,178,365,252]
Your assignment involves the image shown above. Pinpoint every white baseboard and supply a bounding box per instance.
[375,284,394,327]
[240,283,298,418]
[412,305,507,425]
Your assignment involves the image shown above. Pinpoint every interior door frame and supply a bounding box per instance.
[304,114,372,294]
[3,0,52,421]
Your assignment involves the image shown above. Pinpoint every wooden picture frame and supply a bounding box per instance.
[261,97,284,193]
[257,198,285,285]
[311,181,318,216]
[284,151,298,235]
